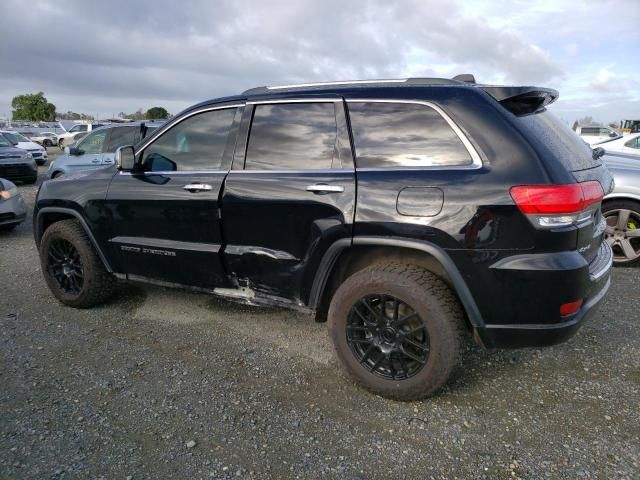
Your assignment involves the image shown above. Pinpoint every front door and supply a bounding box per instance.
[69,129,108,173]
[222,99,356,305]
[103,104,243,289]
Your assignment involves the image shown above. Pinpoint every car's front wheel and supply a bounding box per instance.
[58,139,64,149]
[328,263,466,401]
[39,220,116,308]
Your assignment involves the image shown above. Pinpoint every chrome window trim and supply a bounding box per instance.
[345,98,483,169]
[246,98,342,105]
[266,79,408,90]
[135,103,244,154]
[228,168,353,174]
[118,170,229,176]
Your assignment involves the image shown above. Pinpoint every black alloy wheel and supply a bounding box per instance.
[347,294,430,380]
[47,238,84,294]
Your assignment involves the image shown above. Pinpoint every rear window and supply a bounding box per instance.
[347,102,473,168]
[518,111,596,171]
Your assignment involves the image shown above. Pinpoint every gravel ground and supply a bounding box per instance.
[1,151,639,479]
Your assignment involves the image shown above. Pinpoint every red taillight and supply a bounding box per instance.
[510,181,604,215]
[560,299,583,317]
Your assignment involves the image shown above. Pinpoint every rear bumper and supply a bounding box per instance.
[475,242,613,348]
[476,276,610,348]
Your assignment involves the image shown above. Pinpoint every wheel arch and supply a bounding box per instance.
[36,207,113,272]
[309,236,485,329]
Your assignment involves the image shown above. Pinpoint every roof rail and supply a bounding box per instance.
[242,77,465,95]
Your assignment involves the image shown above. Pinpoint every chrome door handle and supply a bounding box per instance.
[183,183,213,192]
[306,184,345,194]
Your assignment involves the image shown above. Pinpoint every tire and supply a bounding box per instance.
[44,140,51,147]
[602,199,640,266]
[39,219,116,308]
[58,139,64,149]
[328,263,466,401]
[24,176,37,185]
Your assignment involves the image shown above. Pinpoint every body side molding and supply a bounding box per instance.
[35,207,113,272]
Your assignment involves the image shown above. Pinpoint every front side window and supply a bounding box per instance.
[78,130,107,154]
[245,102,337,170]
[141,108,237,172]
[348,102,472,168]
[581,127,599,136]
[69,125,88,133]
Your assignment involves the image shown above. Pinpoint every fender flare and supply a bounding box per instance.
[308,236,485,328]
[35,207,113,272]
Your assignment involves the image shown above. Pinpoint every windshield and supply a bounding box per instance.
[518,111,597,171]
[0,135,13,147]
[2,132,29,143]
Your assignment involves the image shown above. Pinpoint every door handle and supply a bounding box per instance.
[183,183,213,192]
[306,184,345,194]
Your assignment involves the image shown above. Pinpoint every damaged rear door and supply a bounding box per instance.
[221,97,355,306]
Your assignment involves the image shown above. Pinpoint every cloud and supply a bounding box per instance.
[589,69,627,93]
[0,0,636,122]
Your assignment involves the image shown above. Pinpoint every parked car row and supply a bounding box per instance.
[0,130,48,165]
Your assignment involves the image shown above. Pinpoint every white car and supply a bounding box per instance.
[0,130,48,166]
[575,125,621,145]
[57,123,105,149]
[29,132,59,147]
[596,133,640,156]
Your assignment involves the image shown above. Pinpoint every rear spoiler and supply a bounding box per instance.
[480,86,559,116]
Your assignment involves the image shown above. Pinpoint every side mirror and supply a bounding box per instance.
[115,145,136,171]
[609,131,618,138]
[592,147,605,160]
[67,146,81,156]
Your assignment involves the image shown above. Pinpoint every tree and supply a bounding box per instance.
[145,107,169,119]
[119,109,146,121]
[58,111,94,121]
[11,92,56,121]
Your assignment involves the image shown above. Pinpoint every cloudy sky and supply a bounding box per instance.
[1,0,638,125]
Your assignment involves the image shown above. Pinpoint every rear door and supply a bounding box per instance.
[221,98,356,304]
[103,104,243,288]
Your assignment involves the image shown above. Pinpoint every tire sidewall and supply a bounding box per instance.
[40,224,96,306]
[328,268,458,398]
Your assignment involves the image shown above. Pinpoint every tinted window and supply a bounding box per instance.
[78,130,107,154]
[518,111,596,171]
[105,126,138,152]
[245,103,337,170]
[348,102,472,168]
[141,108,236,172]
[625,137,640,149]
[69,125,88,133]
[581,127,599,136]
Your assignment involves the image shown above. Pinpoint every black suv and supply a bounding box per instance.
[34,76,614,400]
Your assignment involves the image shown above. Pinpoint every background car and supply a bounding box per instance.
[57,123,105,149]
[29,132,59,147]
[596,132,640,156]
[602,151,640,266]
[0,178,27,231]
[575,125,621,145]
[47,121,161,179]
[0,135,37,184]
[0,130,48,165]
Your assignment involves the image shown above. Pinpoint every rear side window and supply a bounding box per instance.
[625,137,640,149]
[245,103,337,170]
[347,102,472,168]
[518,111,596,171]
[581,127,599,136]
[105,126,138,152]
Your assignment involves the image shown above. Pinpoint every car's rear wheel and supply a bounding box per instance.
[58,139,64,149]
[328,263,466,400]
[603,200,640,266]
[40,220,116,308]
[44,139,51,147]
